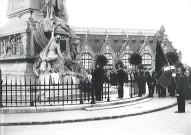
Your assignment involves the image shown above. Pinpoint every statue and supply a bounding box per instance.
[33,25,64,75]
[0,39,6,56]
[6,37,13,56]
[160,25,165,33]
[39,26,65,73]
[10,36,17,55]
[70,38,80,61]
[53,16,68,33]
[32,0,89,84]
[41,0,65,20]
[16,35,24,55]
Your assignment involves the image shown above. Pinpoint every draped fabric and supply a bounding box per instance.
[32,22,49,55]
[39,37,54,61]
[32,22,51,77]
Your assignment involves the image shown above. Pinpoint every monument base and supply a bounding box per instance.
[38,73,80,85]
[0,59,36,84]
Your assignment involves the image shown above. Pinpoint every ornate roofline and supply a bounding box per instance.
[99,34,110,53]
[80,34,89,50]
[71,26,157,36]
[161,32,175,50]
[138,36,149,54]
[119,35,129,53]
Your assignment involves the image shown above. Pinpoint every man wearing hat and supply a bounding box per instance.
[175,67,187,113]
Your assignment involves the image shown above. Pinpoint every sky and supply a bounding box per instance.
[0,0,191,65]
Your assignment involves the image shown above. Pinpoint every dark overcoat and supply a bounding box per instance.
[176,74,187,112]
[92,67,105,100]
[117,68,126,98]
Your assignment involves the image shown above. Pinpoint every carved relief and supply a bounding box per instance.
[0,34,25,57]
[0,39,6,56]
[10,36,17,55]
[18,35,24,55]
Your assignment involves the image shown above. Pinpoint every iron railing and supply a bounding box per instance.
[0,74,139,107]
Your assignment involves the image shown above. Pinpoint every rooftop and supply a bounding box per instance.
[71,26,158,36]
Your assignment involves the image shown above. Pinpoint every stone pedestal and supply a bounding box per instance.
[0,0,42,84]
[0,58,35,84]
[38,73,79,85]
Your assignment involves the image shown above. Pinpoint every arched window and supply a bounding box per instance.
[81,53,93,70]
[122,53,132,69]
[104,53,113,70]
[142,53,152,69]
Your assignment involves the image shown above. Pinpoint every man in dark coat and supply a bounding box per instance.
[185,69,191,100]
[142,70,147,95]
[146,70,155,97]
[92,65,105,101]
[175,67,187,113]
[137,70,145,97]
[92,55,107,101]
[168,78,176,97]
[117,66,126,98]
[110,70,117,86]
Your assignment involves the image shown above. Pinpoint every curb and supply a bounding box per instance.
[0,102,177,126]
[0,96,148,114]
[85,98,152,111]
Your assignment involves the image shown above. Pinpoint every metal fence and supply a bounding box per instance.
[0,72,139,107]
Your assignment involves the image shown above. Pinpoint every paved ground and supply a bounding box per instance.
[1,100,191,135]
[0,94,177,125]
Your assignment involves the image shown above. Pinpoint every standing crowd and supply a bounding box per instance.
[109,68,156,98]
[91,64,191,113]
[90,55,191,113]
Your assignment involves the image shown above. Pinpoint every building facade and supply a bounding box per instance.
[72,26,181,71]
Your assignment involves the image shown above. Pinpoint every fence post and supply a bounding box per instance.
[80,83,83,104]
[130,75,133,98]
[91,82,95,104]
[30,78,34,106]
[0,69,3,108]
[107,81,110,102]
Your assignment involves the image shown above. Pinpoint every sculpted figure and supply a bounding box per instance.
[0,39,7,56]
[20,40,24,55]
[41,0,63,20]
[53,16,68,32]
[40,0,69,34]
[70,38,80,61]
[7,37,13,55]
[57,0,68,22]
[17,35,24,55]
[39,27,65,73]
[11,36,17,55]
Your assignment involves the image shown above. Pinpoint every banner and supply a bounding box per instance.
[154,41,172,88]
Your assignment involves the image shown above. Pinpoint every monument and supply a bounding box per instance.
[0,0,88,84]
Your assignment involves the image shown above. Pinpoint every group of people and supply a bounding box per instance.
[91,62,191,113]
[91,65,157,101]
[173,66,191,113]
[109,68,156,98]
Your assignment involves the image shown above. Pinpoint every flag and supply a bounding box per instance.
[154,41,172,88]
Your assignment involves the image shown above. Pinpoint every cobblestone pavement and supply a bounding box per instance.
[0,95,176,125]
[1,100,191,135]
